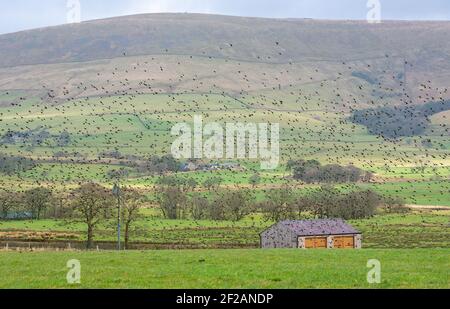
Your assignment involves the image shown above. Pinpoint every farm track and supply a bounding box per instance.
[406,204,450,210]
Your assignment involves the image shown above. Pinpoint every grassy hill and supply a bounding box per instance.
[1,14,450,103]
[2,14,450,67]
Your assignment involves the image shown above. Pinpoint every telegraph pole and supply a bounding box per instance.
[112,183,121,250]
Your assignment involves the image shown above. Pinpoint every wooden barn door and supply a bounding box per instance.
[304,237,327,248]
[333,236,355,248]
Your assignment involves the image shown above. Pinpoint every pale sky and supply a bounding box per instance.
[1,0,450,34]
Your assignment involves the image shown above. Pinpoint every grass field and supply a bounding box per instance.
[0,249,448,288]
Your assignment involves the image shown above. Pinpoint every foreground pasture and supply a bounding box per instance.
[0,249,448,288]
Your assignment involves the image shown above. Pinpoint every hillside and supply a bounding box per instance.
[0,14,450,105]
[0,14,448,183]
[2,13,450,67]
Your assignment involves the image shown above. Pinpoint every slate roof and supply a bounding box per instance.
[278,219,359,236]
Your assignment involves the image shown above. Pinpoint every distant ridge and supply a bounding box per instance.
[1,13,450,68]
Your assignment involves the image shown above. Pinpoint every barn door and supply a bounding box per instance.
[304,237,327,248]
[333,236,355,248]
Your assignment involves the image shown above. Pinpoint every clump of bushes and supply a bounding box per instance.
[287,159,372,183]
[135,155,181,174]
[0,154,36,174]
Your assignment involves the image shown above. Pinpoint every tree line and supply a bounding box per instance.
[156,176,406,222]
[1,177,407,249]
[0,185,146,249]
[156,177,252,221]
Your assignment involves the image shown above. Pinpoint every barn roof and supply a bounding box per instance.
[278,219,359,236]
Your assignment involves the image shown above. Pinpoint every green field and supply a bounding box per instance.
[1,90,449,209]
[0,249,448,288]
[1,92,449,165]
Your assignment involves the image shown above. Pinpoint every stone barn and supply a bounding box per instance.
[260,219,361,249]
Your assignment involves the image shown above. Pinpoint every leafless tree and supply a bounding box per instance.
[70,183,113,249]
[0,190,22,219]
[157,186,186,219]
[120,188,147,249]
[260,185,296,221]
[189,194,209,220]
[24,187,54,220]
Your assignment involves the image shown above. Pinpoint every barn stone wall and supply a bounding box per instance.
[298,237,305,248]
[261,225,362,249]
[354,234,362,249]
[327,236,334,248]
[260,223,297,248]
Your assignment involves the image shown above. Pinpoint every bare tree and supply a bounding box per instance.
[189,194,209,220]
[121,188,146,249]
[306,186,381,219]
[203,176,222,191]
[24,187,53,220]
[0,190,22,219]
[260,185,296,221]
[211,190,254,221]
[70,183,113,249]
[224,190,254,221]
[157,186,186,219]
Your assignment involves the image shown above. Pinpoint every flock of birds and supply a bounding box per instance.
[0,39,449,211]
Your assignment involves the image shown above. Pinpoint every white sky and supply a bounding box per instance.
[1,0,450,34]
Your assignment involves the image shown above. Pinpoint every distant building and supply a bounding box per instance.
[180,161,244,172]
[216,162,245,171]
[0,211,33,220]
[260,219,362,249]
[180,162,198,172]
[199,163,220,171]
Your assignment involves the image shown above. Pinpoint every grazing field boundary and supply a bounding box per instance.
[0,240,258,251]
